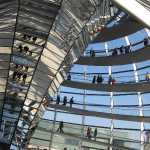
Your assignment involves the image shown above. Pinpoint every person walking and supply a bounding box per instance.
[56,95,60,104]
[63,96,67,106]
[87,127,92,139]
[22,73,27,84]
[144,38,148,46]
[93,128,97,140]
[92,75,96,84]
[69,97,74,108]
[119,45,124,55]
[67,73,71,80]
[56,121,64,133]
[97,74,103,83]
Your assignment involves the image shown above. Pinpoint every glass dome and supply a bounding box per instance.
[0,0,150,150]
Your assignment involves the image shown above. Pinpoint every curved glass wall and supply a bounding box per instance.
[28,25,150,150]
[0,0,150,150]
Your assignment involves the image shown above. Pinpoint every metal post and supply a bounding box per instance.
[125,36,144,150]
[105,42,114,150]
[78,52,87,150]
[49,93,58,150]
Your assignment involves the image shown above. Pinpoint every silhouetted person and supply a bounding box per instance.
[17,71,23,80]
[23,73,27,84]
[146,72,150,81]
[24,46,29,53]
[27,35,31,40]
[63,96,67,105]
[90,50,92,56]
[87,127,92,139]
[13,71,17,80]
[57,121,64,133]
[112,48,118,56]
[19,44,23,53]
[32,37,37,43]
[15,64,18,69]
[25,66,29,72]
[119,45,124,55]
[144,38,148,46]
[97,74,103,83]
[108,75,113,84]
[125,45,131,54]
[67,73,71,80]
[93,128,97,140]
[92,75,96,84]
[69,97,74,108]
[56,95,60,104]
[91,50,95,57]
[23,34,27,40]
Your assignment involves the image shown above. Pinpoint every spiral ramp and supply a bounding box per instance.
[0,0,150,150]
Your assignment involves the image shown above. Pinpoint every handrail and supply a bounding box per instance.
[47,101,150,118]
[35,124,145,145]
[60,90,150,96]
[65,72,149,84]
[48,104,150,122]
[50,98,150,109]
[86,38,148,56]
[40,117,146,131]
[70,64,150,75]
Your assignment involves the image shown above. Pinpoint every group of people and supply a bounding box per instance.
[92,74,103,84]
[86,126,97,140]
[12,64,28,84]
[56,121,98,141]
[89,50,96,57]
[111,45,131,56]
[92,75,116,85]
[18,44,33,56]
[88,37,149,57]
[89,26,105,36]
[23,34,38,44]
[67,72,150,85]
[56,95,74,108]
[88,45,131,58]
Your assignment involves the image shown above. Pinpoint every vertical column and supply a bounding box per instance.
[78,52,87,150]
[105,42,114,150]
[49,92,58,150]
[125,36,144,150]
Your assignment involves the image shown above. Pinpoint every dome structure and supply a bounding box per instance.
[0,0,150,150]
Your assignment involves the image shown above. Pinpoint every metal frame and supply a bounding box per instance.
[105,42,114,150]
[0,0,21,141]
[26,3,98,142]
[4,1,62,148]
[125,36,144,150]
